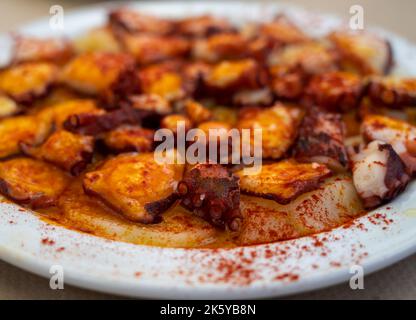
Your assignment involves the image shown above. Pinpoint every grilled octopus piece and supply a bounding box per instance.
[236,103,303,159]
[269,65,307,101]
[236,160,331,205]
[102,125,155,154]
[83,152,184,223]
[177,164,242,231]
[304,71,365,113]
[328,30,393,76]
[119,33,190,66]
[138,61,188,102]
[12,36,74,65]
[64,94,170,135]
[176,15,234,38]
[293,109,348,171]
[109,8,175,36]
[63,107,144,136]
[349,140,410,209]
[367,77,416,108]
[260,15,309,44]
[20,130,94,176]
[0,158,70,209]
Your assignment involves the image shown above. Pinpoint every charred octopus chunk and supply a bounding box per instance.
[350,140,410,209]
[304,72,364,113]
[177,164,242,231]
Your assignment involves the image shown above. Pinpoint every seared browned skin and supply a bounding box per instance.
[12,36,74,65]
[192,33,249,62]
[0,95,20,118]
[1,8,412,248]
[64,93,172,136]
[161,114,193,134]
[293,109,348,170]
[304,72,364,112]
[103,125,154,153]
[126,94,172,115]
[0,62,58,105]
[176,15,234,38]
[368,77,416,108]
[73,26,122,53]
[328,31,393,75]
[238,175,363,245]
[184,99,212,125]
[59,177,218,248]
[0,158,70,208]
[268,42,338,74]
[177,164,242,231]
[63,107,142,136]
[109,8,175,36]
[361,114,416,174]
[204,59,268,95]
[0,115,51,159]
[236,103,303,159]
[61,52,140,103]
[83,152,184,223]
[20,130,94,176]
[250,15,310,47]
[236,160,331,205]
[269,65,306,100]
[37,99,102,129]
[349,140,410,208]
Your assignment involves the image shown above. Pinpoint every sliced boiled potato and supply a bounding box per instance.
[238,175,364,245]
[59,179,218,248]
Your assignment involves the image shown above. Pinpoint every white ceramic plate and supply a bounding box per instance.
[1,1,416,299]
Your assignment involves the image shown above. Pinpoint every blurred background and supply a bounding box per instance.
[0,0,415,41]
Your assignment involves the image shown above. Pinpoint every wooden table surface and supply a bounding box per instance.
[0,0,416,300]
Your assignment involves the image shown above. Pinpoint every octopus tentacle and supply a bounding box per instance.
[177,164,242,231]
